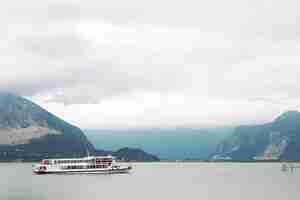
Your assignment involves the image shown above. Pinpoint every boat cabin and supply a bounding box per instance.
[40,156,114,167]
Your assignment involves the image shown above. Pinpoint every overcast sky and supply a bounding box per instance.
[1,0,300,128]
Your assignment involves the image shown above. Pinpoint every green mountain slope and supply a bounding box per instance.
[0,92,94,160]
[212,111,300,161]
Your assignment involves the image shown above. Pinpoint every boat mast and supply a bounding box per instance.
[86,148,90,157]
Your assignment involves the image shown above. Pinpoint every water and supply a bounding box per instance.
[0,162,299,200]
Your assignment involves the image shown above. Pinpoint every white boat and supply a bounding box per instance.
[33,155,132,175]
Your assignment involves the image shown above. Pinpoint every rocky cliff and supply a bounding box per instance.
[0,92,94,160]
[212,111,300,161]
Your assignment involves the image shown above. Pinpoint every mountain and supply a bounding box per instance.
[0,92,160,161]
[113,147,159,161]
[212,111,300,161]
[85,128,233,160]
[0,92,95,160]
[94,147,160,161]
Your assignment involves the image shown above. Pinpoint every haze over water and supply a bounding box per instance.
[0,163,299,200]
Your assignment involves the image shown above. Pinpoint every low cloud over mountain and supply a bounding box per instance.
[2,0,300,128]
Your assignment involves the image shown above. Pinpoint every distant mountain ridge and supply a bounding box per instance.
[212,111,300,161]
[8,92,300,162]
[85,128,233,160]
[95,147,160,162]
[0,92,159,161]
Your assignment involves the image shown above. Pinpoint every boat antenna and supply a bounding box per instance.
[86,147,90,157]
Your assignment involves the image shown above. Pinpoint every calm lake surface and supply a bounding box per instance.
[0,162,299,200]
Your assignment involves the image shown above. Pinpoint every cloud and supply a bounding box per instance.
[1,0,300,128]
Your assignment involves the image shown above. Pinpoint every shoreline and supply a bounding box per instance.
[1,160,300,163]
